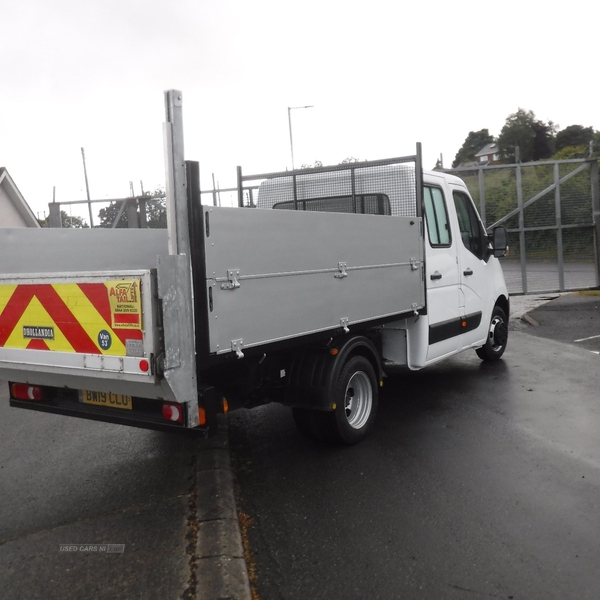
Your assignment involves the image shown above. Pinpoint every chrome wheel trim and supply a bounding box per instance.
[344,371,373,430]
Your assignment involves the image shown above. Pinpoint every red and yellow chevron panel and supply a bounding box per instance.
[0,279,144,356]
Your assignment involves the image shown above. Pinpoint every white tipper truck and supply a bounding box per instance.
[0,91,509,444]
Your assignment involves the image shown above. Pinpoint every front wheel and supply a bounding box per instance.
[476,306,508,361]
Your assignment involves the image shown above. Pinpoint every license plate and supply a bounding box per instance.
[81,390,133,410]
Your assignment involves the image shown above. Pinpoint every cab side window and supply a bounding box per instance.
[423,186,451,247]
[453,191,486,260]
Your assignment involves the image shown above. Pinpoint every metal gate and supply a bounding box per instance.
[447,159,600,294]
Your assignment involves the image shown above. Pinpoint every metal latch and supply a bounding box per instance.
[231,339,244,359]
[221,269,241,290]
[410,257,420,271]
[334,262,348,279]
[340,317,350,333]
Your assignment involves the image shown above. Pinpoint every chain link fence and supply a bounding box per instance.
[447,159,600,294]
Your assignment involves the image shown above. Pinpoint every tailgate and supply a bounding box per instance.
[0,270,160,390]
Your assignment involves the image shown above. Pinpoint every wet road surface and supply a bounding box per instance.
[0,390,199,599]
[230,329,600,600]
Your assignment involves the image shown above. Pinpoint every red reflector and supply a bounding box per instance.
[139,359,149,372]
[162,403,182,423]
[11,383,43,401]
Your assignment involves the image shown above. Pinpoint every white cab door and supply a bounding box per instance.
[423,184,461,361]
[450,186,493,348]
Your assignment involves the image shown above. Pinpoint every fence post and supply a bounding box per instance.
[478,168,486,227]
[126,199,139,228]
[591,160,600,287]
[48,202,62,228]
[554,163,564,290]
[516,163,527,294]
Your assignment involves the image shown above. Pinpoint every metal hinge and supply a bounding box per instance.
[334,262,348,279]
[231,339,244,359]
[221,269,241,290]
[340,317,350,333]
[410,257,420,271]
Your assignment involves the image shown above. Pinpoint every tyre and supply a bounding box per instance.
[292,355,379,445]
[325,355,379,444]
[476,305,508,361]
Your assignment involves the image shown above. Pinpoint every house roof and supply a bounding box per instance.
[475,143,499,158]
[0,167,41,227]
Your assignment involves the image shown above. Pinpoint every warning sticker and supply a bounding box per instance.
[106,280,142,330]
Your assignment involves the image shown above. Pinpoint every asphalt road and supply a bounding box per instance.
[525,293,600,354]
[230,315,600,599]
[1,293,598,599]
[0,387,246,600]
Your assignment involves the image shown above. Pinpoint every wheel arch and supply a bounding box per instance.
[495,294,510,321]
[284,334,382,411]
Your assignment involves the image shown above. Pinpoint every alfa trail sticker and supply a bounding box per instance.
[106,280,142,330]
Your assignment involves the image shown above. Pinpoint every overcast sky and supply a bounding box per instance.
[1,0,598,222]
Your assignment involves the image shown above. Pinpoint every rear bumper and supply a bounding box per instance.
[9,398,210,437]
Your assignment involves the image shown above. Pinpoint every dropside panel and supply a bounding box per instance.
[203,206,424,355]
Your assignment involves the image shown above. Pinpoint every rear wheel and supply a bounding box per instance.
[293,355,378,445]
[476,306,508,361]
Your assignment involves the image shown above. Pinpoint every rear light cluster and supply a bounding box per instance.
[11,383,43,401]
[162,402,183,423]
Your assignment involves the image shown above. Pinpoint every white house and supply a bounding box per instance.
[475,143,501,165]
[0,168,40,228]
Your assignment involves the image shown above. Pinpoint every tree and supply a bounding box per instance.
[38,210,88,228]
[555,125,595,153]
[97,187,166,228]
[97,202,129,228]
[452,129,495,168]
[300,160,323,169]
[497,109,556,163]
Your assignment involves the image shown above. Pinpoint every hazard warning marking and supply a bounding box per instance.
[0,280,144,356]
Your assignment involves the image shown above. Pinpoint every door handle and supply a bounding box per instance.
[430,271,442,280]
[463,268,473,276]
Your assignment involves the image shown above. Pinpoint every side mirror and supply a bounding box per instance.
[491,226,508,258]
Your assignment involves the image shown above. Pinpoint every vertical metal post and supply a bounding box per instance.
[293,173,298,210]
[351,168,357,213]
[126,199,139,228]
[49,202,62,228]
[288,105,313,170]
[516,163,527,294]
[415,142,423,218]
[478,168,486,227]
[288,107,295,170]
[163,90,190,256]
[212,173,218,207]
[160,89,199,428]
[236,166,244,207]
[139,198,148,228]
[554,162,565,290]
[590,160,600,287]
[81,148,94,228]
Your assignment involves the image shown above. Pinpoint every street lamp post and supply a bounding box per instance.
[288,105,313,170]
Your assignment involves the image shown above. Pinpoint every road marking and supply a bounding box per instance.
[574,334,600,343]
